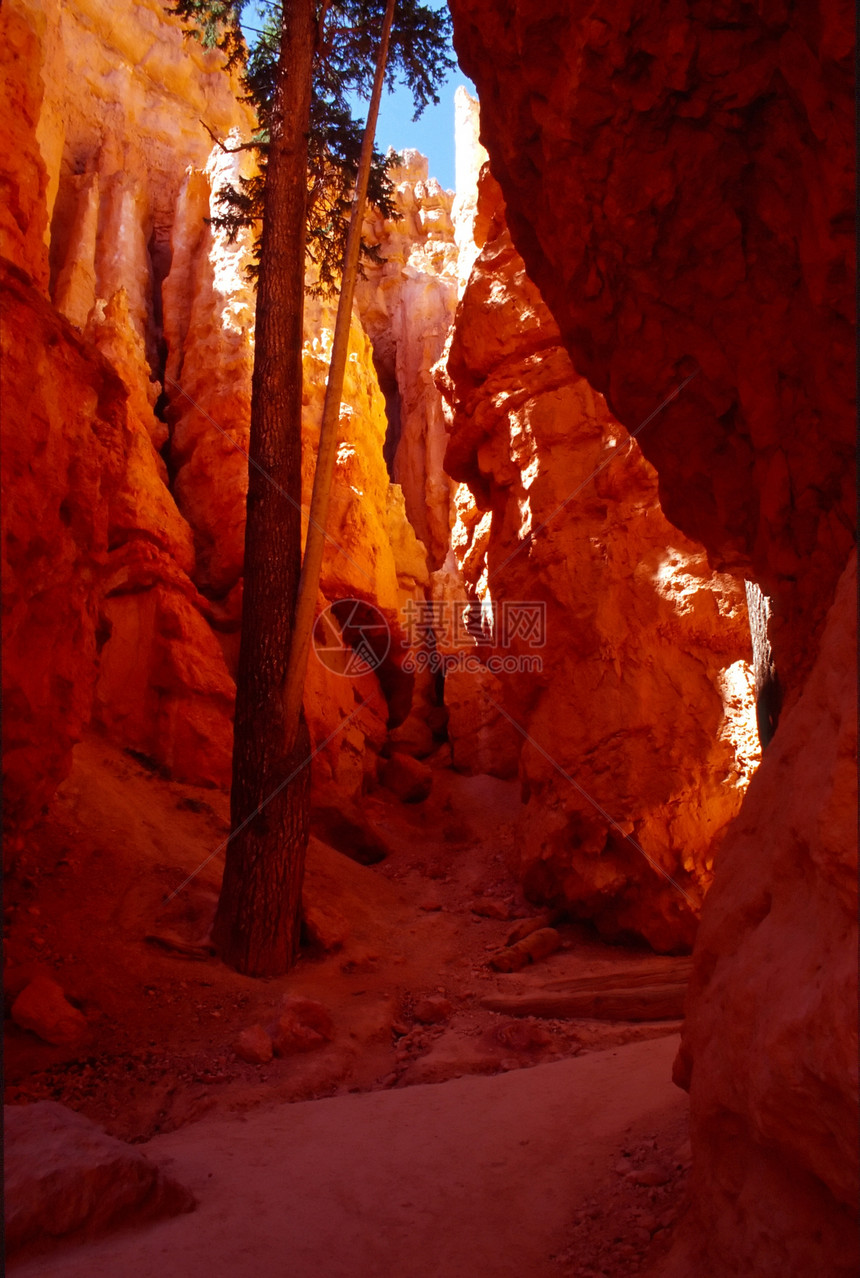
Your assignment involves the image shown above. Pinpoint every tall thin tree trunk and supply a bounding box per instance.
[282,0,398,750]
[211,0,317,977]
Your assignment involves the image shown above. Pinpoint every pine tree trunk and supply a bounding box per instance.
[282,0,398,749]
[211,0,316,977]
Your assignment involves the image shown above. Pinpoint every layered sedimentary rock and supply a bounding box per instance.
[443,170,756,952]
[357,153,459,567]
[449,0,856,697]
[161,146,432,801]
[36,0,255,328]
[0,0,49,288]
[447,1,857,1267]
[0,0,250,807]
[1,263,128,835]
[2,0,444,818]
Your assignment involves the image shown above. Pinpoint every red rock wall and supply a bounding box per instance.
[0,263,236,821]
[1,0,447,822]
[0,0,49,289]
[442,171,757,952]
[448,0,856,696]
[670,553,858,1276]
[357,152,460,568]
[447,1,858,1268]
[1,264,126,837]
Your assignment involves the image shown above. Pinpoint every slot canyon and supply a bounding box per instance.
[1,0,856,1275]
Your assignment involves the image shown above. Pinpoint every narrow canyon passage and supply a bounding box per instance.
[5,735,693,1278]
[1,1,856,1276]
[10,1040,687,1278]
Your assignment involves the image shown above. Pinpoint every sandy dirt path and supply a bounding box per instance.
[10,1036,683,1278]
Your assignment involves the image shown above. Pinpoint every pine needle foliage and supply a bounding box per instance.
[170,0,455,292]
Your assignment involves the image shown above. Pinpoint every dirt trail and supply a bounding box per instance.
[9,1038,687,1278]
[5,733,692,1274]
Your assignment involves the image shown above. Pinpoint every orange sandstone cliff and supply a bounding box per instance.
[442,163,757,953]
[0,0,445,826]
[447,1,858,1273]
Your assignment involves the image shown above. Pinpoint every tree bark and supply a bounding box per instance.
[282,0,398,750]
[211,0,317,977]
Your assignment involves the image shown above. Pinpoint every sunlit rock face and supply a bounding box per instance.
[0,0,50,289]
[356,152,459,568]
[447,1,857,1268]
[160,153,432,801]
[1,0,440,813]
[0,0,251,802]
[35,0,255,363]
[448,0,855,698]
[443,170,756,953]
[450,88,489,295]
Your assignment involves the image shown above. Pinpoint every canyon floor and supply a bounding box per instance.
[4,735,692,1276]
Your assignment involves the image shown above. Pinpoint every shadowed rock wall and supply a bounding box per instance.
[446,1,858,1270]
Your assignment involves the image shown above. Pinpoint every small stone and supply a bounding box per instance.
[302,899,349,951]
[412,996,452,1025]
[494,1020,553,1051]
[269,997,334,1056]
[233,1024,273,1065]
[11,976,88,1047]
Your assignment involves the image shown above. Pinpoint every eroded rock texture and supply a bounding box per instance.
[447,0,857,1268]
[0,0,248,817]
[449,0,856,696]
[1,264,128,834]
[1,0,447,824]
[443,171,756,952]
[357,152,460,567]
[671,553,858,1276]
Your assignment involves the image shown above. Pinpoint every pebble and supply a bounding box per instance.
[232,1025,273,1064]
[412,996,452,1025]
[11,975,88,1046]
